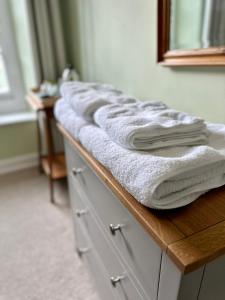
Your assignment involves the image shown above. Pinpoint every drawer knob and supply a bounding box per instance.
[109,224,123,235]
[76,209,87,217]
[76,247,89,258]
[110,275,124,287]
[72,167,85,176]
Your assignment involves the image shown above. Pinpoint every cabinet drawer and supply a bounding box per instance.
[65,144,161,300]
[75,220,116,300]
[74,199,148,300]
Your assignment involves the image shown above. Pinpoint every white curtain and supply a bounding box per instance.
[26,0,67,83]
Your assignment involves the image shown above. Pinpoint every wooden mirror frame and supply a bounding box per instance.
[158,0,225,66]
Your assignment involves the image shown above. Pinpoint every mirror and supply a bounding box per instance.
[158,0,225,66]
[170,0,225,50]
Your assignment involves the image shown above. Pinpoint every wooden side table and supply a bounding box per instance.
[26,88,67,203]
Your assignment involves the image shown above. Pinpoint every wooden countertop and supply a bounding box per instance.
[58,123,225,274]
[26,88,58,111]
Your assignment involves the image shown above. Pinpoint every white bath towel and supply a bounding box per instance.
[54,98,88,139]
[78,123,225,209]
[60,81,122,101]
[60,81,137,122]
[94,102,208,150]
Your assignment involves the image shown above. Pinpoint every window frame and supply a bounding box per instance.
[157,0,225,66]
[0,0,26,114]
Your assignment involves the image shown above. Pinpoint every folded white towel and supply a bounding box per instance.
[60,81,137,122]
[94,102,208,150]
[60,81,122,101]
[54,98,88,139]
[78,123,225,209]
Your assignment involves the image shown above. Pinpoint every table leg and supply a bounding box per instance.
[49,177,54,204]
[45,109,55,203]
[36,111,43,173]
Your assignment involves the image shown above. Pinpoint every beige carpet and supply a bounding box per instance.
[0,168,99,300]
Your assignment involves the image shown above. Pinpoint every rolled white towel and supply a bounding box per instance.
[54,98,89,140]
[68,89,112,122]
[94,102,208,150]
[60,81,121,101]
[78,123,225,209]
[60,81,137,122]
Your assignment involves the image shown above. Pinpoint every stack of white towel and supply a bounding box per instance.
[94,102,209,150]
[79,123,225,209]
[54,81,225,210]
[60,81,137,122]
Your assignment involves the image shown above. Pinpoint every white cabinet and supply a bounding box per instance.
[64,138,225,300]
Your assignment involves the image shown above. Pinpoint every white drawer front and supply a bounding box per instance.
[74,197,148,300]
[65,140,161,300]
[75,220,116,300]
[68,174,149,300]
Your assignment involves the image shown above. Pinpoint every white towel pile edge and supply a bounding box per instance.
[54,81,225,209]
[79,123,225,209]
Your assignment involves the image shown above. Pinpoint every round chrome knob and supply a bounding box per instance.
[109,224,123,235]
[72,167,85,176]
[76,247,89,258]
[110,275,124,287]
[76,209,87,217]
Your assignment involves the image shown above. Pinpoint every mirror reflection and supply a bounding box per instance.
[170,0,225,50]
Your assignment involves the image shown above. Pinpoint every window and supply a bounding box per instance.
[0,0,26,114]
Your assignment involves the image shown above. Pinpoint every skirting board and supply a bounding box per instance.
[0,153,38,175]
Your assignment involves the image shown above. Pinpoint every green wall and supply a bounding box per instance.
[61,0,225,123]
[0,122,37,160]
